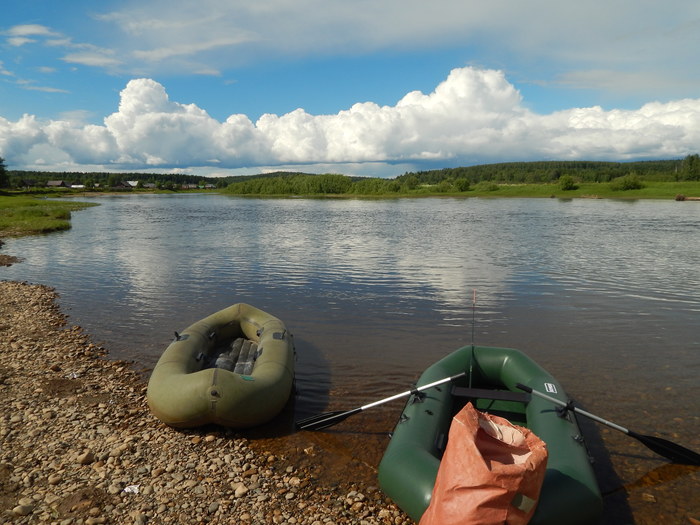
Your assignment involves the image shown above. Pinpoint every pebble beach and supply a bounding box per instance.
[0,280,409,524]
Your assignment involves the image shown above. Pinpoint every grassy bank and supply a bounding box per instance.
[0,194,97,237]
[226,179,700,199]
[461,180,700,199]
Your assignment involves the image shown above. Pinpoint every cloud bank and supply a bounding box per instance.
[1,67,699,175]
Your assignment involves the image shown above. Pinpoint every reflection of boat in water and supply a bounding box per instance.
[378,345,603,525]
[147,303,294,428]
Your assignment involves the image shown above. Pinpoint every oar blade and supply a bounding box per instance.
[631,431,700,466]
[296,408,361,431]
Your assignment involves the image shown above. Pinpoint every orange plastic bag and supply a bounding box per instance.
[419,402,548,525]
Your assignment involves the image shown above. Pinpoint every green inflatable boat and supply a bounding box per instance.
[378,345,603,525]
[147,303,294,428]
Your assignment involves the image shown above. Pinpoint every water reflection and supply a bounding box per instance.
[2,196,698,412]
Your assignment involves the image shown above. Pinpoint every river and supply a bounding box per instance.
[2,194,698,523]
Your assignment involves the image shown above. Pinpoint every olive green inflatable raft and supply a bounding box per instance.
[378,345,603,525]
[147,303,294,428]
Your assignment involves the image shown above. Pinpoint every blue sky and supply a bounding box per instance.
[1,0,699,177]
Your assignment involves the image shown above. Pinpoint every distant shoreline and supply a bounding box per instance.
[2,183,699,243]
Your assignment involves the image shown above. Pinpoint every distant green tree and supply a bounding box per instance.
[386,180,401,192]
[610,173,644,191]
[454,178,470,192]
[436,180,453,193]
[351,178,386,194]
[107,174,122,188]
[0,156,8,188]
[401,174,419,190]
[681,154,700,180]
[559,175,578,191]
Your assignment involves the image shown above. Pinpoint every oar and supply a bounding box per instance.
[297,372,466,431]
[516,383,700,466]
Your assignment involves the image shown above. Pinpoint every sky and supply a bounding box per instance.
[1,0,699,178]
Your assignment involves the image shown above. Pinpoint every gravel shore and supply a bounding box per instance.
[0,281,409,524]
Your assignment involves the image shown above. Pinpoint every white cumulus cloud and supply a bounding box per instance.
[1,67,699,174]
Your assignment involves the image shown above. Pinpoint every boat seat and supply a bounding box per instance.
[451,386,531,403]
[213,338,260,375]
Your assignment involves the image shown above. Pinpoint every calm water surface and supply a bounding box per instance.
[3,194,699,522]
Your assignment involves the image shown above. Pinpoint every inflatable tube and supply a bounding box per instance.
[147,303,294,428]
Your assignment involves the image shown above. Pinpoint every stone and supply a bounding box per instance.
[77,450,96,465]
[234,484,249,498]
[48,473,62,485]
[13,504,34,516]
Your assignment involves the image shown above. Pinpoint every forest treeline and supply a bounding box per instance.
[2,169,229,189]
[1,167,336,190]
[225,156,700,195]
[398,157,699,185]
[2,155,699,195]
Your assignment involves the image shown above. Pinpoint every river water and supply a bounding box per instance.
[2,194,698,523]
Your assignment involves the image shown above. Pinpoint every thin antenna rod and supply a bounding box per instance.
[471,289,476,346]
[469,289,476,388]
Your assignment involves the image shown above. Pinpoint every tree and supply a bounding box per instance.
[0,156,8,188]
[454,178,470,192]
[610,173,644,191]
[559,175,578,191]
[681,154,700,181]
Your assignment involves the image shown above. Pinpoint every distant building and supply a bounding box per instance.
[46,180,68,187]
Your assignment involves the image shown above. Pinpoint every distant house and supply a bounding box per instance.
[143,183,156,189]
[181,184,199,190]
[204,184,216,189]
[70,184,85,189]
[126,180,140,188]
[46,180,68,188]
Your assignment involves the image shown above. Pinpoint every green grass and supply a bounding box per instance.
[0,194,97,237]
[427,181,700,200]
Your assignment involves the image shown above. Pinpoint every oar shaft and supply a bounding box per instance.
[517,383,629,434]
[361,372,466,411]
[517,384,700,465]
